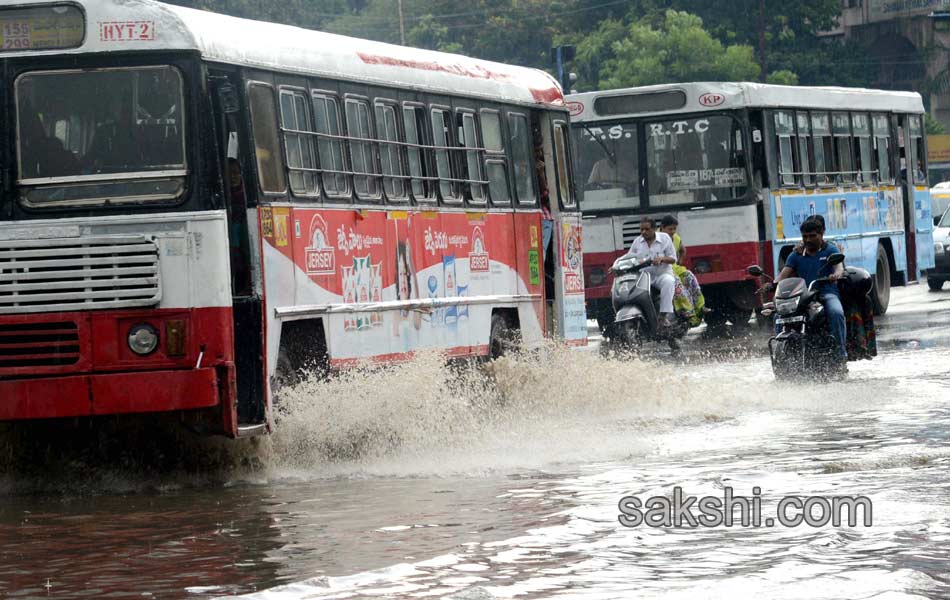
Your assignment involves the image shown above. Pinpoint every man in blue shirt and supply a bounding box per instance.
[772,216,847,365]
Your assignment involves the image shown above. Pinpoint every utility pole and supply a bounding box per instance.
[397,0,406,45]
[757,0,767,82]
[551,45,576,93]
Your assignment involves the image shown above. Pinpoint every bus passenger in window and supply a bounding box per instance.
[227,157,251,295]
[587,151,636,187]
[19,98,81,178]
[660,215,706,327]
[85,93,142,173]
[531,122,554,256]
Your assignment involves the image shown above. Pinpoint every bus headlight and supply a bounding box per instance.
[128,324,159,356]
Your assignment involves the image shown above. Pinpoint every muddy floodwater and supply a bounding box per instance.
[1,286,949,599]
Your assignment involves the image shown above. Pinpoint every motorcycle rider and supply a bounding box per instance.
[769,216,848,370]
[623,216,678,329]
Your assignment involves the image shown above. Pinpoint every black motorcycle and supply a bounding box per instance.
[606,254,692,354]
[748,253,873,380]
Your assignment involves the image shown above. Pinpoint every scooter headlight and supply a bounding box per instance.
[775,297,800,315]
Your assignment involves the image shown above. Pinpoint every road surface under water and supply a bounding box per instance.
[0,285,948,599]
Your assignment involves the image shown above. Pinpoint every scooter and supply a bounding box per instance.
[747,253,872,380]
[606,254,691,354]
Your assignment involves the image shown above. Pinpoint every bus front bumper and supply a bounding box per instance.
[0,368,220,421]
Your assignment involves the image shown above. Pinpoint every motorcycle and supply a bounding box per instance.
[748,253,873,380]
[605,254,692,355]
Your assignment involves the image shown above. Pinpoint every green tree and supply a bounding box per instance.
[926,113,945,135]
[674,0,841,83]
[766,69,799,85]
[599,10,760,89]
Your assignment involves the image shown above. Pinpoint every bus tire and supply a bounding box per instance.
[489,313,517,360]
[871,243,891,315]
[928,277,944,291]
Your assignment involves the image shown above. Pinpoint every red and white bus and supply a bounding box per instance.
[567,83,934,329]
[0,0,585,437]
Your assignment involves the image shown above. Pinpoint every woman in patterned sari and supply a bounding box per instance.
[660,215,706,327]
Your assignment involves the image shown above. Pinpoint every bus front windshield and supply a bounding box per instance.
[572,122,640,212]
[646,114,747,206]
[15,66,186,207]
[572,114,749,212]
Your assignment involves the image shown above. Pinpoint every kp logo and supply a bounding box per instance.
[566,101,585,117]
[305,214,335,276]
[698,93,725,107]
[469,226,490,272]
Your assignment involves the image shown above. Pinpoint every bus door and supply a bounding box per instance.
[546,115,588,345]
[907,115,935,279]
[209,69,266,428]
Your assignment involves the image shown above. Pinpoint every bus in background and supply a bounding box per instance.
[567,83,934,330]
[0,0,584,438]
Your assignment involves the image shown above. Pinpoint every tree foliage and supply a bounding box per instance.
[162,0,878,92]
[598,10,759,90]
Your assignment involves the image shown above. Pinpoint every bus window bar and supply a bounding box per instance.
[281,126,489,154]
[286,165,490,186]
[778,169,891,184]
[18,169,188,187]
[275,293,542,321]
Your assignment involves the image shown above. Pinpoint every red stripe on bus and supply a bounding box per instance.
[0,368,220,421]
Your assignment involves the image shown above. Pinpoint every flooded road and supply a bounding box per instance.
[1,285,949,599]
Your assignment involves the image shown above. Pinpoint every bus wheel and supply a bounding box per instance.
[489,313,518,360]
[871,243,891,315]
[928,277,945,291]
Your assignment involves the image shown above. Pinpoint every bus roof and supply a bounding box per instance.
[4,0,564,109]
[566,82,924,121]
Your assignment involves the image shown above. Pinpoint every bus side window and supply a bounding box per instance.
[312,92,350,200]
[553,121,575,209]
[909,115,927,185]
[430,107,460,203]
[345,97,381,201]
[278,88,318,198]
[796,112,813,187]
[832,111,853,184]
[480,109,511,206]
[774,110,796,187]
[247,82,287,195]
[374,102,407,202]
[508,112,537,206]
[852,113,873,185]
[811,112,834,186]
[457,110,487,205]
[872,114,892,184]
[402,105,435,203]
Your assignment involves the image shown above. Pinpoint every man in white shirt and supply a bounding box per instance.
[624,216,678,327]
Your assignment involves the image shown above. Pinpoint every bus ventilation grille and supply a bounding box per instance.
[621,219,641,247]
[0,321,80,368]
[0,235,161,315]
